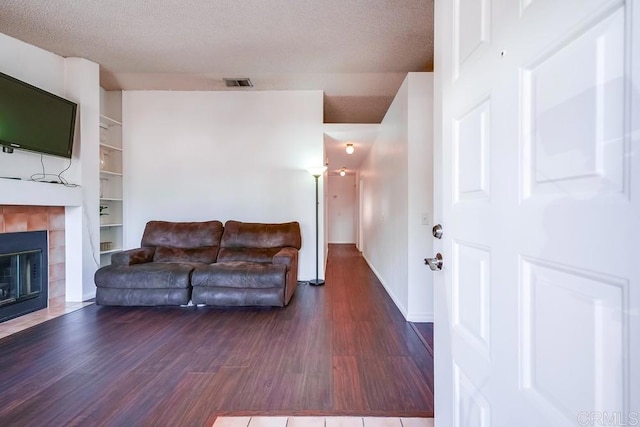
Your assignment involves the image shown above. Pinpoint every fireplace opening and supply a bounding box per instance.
[0,231,48,323]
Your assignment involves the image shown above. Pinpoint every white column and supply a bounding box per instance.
[64,58,100,301]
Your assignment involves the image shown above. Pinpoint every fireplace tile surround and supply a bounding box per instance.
[0,205,66,305]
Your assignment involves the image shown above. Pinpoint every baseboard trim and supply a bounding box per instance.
[82,290,96,302]
[407,313,434,322]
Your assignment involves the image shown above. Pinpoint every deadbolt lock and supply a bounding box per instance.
[432,224,443,239]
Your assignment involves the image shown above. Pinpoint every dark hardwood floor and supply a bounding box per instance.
[410,323,434,357]
[0,244,434,426]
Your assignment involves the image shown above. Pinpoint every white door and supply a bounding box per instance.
[433,1,639,426]
[328,174,356,243]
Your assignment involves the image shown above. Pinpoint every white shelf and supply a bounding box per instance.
[100,114,122,126]
[100,169,122,176]
[99,170,122,177]
[100,223,123,228]
[99,142,122,152]
[100,248,122,255]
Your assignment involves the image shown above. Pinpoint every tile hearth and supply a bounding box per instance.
[0,300,93,340]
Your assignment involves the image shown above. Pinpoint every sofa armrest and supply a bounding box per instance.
[272,247,297,269]
[273,247,299,305]
[111,247,156,266]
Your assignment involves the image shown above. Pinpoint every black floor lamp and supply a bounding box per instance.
[307,166,327,286]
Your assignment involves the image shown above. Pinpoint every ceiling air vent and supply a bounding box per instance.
[223,78,253,87]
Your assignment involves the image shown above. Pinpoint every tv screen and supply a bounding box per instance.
[0,71,77,159]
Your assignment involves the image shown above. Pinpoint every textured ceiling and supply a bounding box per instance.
[0,0,433,123]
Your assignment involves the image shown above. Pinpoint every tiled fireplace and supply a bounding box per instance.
[0,206,66,321]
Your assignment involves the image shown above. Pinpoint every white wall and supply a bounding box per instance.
[407,73,434,321]
[328,174,356,243]
[0,33,101,301]
[360,72,434,321]
[361,78,410,315]
[123,90,326,280]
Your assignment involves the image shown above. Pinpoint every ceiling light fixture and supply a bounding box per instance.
[339,167,346,177]
[345,143,354,154]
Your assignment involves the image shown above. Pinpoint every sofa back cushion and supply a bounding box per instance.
[217,247,281,263]
[142,220,224,249]
[141,220,223,264]
[154,246,219,264]
[220,221,302,249]
[217,221,301,264]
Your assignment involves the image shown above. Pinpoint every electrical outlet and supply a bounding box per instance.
[421,213,429,225]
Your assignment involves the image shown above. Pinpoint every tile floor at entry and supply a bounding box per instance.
[214,417,434,427]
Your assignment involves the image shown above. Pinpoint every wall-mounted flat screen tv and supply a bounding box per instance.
[0,71,77,159]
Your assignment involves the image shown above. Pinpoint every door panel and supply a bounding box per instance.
[454,98,491,202]
[519,257,626,419]
[452,241,491,359]
[454,0,492,80]
[521,7,626,198]
[454,363,492,427]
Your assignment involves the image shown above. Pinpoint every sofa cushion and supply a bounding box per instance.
[94,263,197,289]
[153,246,219,264]
[216,247,280,263]
[96,288,191,306]
[141,220,224,249]
[220,221,301,249]
[191,287,284,307]
[192,262,286,289]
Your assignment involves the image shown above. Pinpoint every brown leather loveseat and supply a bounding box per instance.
[94,220,301,307]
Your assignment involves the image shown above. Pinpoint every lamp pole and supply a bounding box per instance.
[308,166,327,286]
